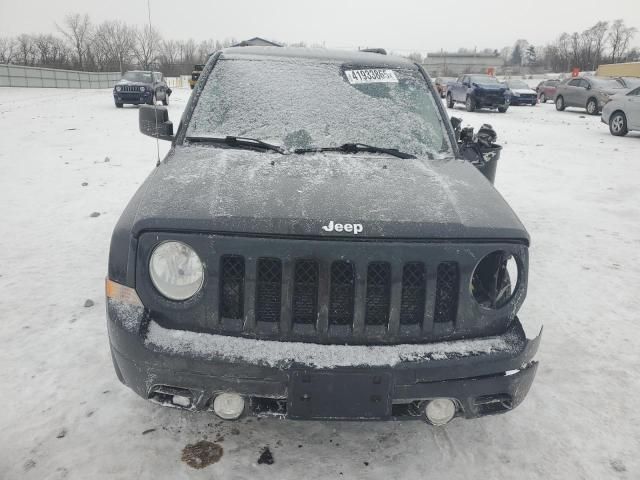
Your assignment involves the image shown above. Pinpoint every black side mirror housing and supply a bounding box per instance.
[139,105,174,141]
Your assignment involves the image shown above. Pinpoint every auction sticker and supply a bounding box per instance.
[345,69,398,84]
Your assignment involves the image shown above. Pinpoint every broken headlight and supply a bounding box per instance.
[471,251,520,309]
[149,241,204,301]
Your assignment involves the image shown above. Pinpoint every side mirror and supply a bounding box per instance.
[139,105,173,141]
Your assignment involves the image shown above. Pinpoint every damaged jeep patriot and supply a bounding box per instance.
[106,46,541,424]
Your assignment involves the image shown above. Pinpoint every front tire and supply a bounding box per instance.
[555,96,566,111]
[162,94,169,106]
[465,95,476,112]
[498,106,508,113]
[586,98,599,115]
[115,102,123,108]
[446,92,454,109]
[609,111,628,136]
[539,93,546,103]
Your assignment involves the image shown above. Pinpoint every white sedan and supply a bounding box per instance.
[602,86,640,136]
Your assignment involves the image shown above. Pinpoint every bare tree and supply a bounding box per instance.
[132,25,161,70]
[56,13,92,69]
[608,19,637,63]
[93,21,134,73]
[0,37,16,63]
[16,34,37,65]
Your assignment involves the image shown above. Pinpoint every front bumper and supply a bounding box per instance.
[107,300,541,421]
[475,96,510,109]
[509,96,537,105]
[113,91,153,105]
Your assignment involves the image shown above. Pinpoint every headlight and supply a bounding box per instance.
[139,86,146,92]
[471,251,520,308]
[115,86,121,92]
[149,241,204,301]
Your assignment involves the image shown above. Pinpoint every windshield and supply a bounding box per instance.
[186,57,452,157]
[123,71,152,83]
[621,77,640,89]
[470,75,499,84]
[590,77,626,89]
[507,80,530,89]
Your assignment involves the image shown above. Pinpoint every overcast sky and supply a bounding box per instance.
[1,0,639,53]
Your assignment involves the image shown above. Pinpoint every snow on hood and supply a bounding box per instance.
[145,320,516,368]
[128,146,528,241]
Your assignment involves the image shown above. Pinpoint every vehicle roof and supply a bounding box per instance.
[217,46,417,68]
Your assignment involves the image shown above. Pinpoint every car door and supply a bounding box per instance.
[575,79,591,107]
[625,87,640,129]
[564,79,582,106]
[457,76,470,102]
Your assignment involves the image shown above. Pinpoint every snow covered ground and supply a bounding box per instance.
[1,87,639,479]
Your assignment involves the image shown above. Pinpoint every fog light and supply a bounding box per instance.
[425,398,456,426]
[172,395,191,408]
[213,393,245,420]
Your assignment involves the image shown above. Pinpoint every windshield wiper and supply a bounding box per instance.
[186,135,285,154]
[294,143,416,159]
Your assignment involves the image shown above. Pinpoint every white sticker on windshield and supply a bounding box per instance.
[345,69,398,84]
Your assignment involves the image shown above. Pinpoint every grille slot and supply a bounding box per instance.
[256,258,282,323]
[400,262,426,325]
[434,262,459,323]
[292,260,319,324]
[365,262,391,326]
[220,256,245,319]
[121,85,143,93]
[329,261,355,325]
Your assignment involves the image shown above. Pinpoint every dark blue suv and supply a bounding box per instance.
[113,71,171,108]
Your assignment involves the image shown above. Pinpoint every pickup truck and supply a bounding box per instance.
[447,74,510,112]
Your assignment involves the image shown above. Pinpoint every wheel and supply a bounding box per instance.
[446,92,454,109]
[539,93,546,103]
[162,94,169,106]
[586,98,599,115]
[146,96,155,106]
[465,95,476,112]
[555,96,565,111]
[609,111,628,136]
[115,102,123,108]
[497,106,508,113]
[190,84,194,90]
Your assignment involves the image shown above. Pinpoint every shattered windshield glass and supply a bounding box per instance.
[186,57,451,157]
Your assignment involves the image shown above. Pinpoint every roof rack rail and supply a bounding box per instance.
[360,48,387,55]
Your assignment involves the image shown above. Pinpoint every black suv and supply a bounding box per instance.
[113,70,171,108]
[106,47,540,424]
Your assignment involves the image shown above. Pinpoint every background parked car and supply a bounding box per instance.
[447,74,510,112]
[113,71,172,108]
[504,79,537,106]
[601,86,640,136]
[536,79,560,103]
[620,76,640,90]
[554,76,628,115]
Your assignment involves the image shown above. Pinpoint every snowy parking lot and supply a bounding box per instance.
[1,86,639,479]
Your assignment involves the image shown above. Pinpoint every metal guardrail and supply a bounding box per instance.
[0,64,122,89]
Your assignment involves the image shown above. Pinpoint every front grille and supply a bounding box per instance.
[256,258,282,322]
[365,262,391,325]
[121,85,144,93]
[400,262,426,325]
[434,262,459,323]
[292,260,318,324]
[220,256,244,319]
[329,261,355,325]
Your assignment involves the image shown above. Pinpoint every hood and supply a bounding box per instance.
[127,147,528,242]
[602,88,630,96]
[115,79,152,87]
[473,82,506,91]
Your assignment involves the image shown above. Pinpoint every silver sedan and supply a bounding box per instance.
[601,86,640,136]
[555,76,628,115]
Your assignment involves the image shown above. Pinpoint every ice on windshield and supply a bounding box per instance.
[186,57,451,157]
[123,71,152,82]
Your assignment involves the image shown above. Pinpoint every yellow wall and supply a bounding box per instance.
[596,62,640,77]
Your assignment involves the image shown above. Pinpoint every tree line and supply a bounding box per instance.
[499,20,638,72]
[0,14,240,76]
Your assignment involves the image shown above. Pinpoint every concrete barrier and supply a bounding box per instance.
[0,64,122,89]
